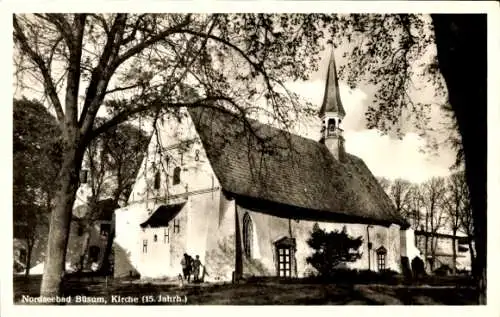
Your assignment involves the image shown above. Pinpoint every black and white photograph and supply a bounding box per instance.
[3,2,499,312]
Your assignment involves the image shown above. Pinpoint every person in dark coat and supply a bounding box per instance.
[181,253,192,282]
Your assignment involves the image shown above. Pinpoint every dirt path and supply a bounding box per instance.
[13,276,477,305]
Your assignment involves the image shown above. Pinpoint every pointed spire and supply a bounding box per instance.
[319,48,346,118]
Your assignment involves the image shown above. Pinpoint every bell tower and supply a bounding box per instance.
[319,48,346,162]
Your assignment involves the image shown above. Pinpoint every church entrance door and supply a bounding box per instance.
[274,237,296,278]
[277,246,292,277]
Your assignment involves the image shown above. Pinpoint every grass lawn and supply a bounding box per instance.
[13,274,478,305]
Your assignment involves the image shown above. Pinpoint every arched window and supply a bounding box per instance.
[173,166,181,185]
[243,213,253,258]
[154,171,161,189]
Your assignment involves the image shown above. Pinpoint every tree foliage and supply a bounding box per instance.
[377,172,474,273]
[77,123,148,273]
[306,224,363,277]
[324,14,440,138]
[14,13,328,138]
[13,98,61,275]
[84,122,150,206]
[13,13,334,295]
[328,14,486,302]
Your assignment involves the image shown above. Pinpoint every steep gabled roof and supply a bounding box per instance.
[188,107,406,226]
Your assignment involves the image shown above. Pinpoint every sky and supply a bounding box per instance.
[11,14,458,185]
[285,48,456,184]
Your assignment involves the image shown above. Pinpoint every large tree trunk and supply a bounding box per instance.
[99,230,115,275]
[24,242,33,277]
[79,229,91,271]
[432,14,487,304]
[40,143,84,297]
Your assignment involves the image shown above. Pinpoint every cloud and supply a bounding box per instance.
[345,130,453,183]
[285,79,369,132]
[285,77,455,183]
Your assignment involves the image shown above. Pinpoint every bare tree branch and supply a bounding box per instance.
[79,14,128,134]
[104,84,143,96]
[113,14,192,67]
[13,15,65,123]
[64,14,87,130]
[34,14,74,50]
[88,95,238,141]
[89,14,111,35]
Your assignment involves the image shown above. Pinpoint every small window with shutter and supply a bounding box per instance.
[173,218,180,233]
[164,227,169,243]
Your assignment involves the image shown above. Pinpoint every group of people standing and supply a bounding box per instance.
[180,253,205,283]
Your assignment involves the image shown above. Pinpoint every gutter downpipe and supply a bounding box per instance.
[367,225,373,271]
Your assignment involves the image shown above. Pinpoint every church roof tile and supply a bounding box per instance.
[188,107,407,227]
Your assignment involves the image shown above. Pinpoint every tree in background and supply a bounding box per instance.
[83,123,149,273]
[101,124,150,205]
[377,177,422,231]
[72,122,148,273]
[389,179,412,219]
[380,177,448,271]
[443,171,468,274]
[406,184,424,231]
[420,177,447,271]
[13,98,61,276]
[306,224,363,277]
[378,173,474,274]
[376,177,392,198]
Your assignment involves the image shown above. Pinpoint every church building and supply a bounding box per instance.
[113,51,420,281]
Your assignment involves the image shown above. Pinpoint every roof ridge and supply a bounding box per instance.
[189,106,326,149]
[187,106,406,227]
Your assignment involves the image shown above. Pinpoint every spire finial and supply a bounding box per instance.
[318,48,345,118]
